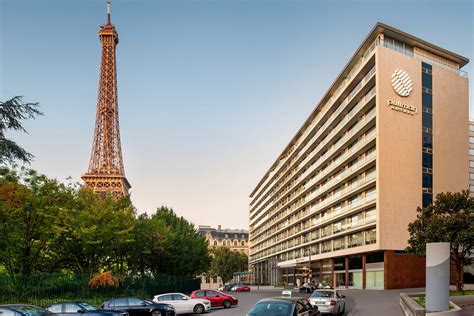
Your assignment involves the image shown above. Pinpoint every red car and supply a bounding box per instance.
[190,289,238,308]
[233,285,251,292]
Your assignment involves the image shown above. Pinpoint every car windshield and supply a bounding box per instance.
[142,299,154,305]
[78,303,98,311]
[311,291,334,298]
[248,301,292,316]
[13,306,47,315]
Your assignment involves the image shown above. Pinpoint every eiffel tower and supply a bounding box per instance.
[82,0,130,197]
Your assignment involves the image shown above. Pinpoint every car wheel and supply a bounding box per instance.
[151,310,162,316]
[223,300,231,308]
[193,304,204,314]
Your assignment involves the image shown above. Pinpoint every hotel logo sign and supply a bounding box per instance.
[388,100,418,115]
[391,69,413,97]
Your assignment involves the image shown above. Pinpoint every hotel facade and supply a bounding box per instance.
[248,23,469,290]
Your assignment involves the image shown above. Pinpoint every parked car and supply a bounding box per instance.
[299,283,317,293]
[308,290,345,316]
[190,289,238,308]
[231,285,251,292]
[45,302,127,316]
[0,305,52,316]
[101,297,175,316]
[217,284,233,292]
[152,293,210,314]
[247,297,320,316]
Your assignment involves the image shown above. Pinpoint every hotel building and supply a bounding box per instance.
[248,23,469,290]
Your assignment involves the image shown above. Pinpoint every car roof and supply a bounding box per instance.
[156,293,185,296]
[0,305,45,308]
[259,297,306,303]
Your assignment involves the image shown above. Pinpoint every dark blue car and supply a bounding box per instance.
[45,302,126,316]
[0,305,52,316]
[101,298,175,316]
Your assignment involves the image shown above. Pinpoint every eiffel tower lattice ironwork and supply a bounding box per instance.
[82,0,130,197]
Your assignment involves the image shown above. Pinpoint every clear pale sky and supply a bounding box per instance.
[1,0,472,230]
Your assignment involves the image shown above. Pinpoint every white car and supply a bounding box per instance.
[153,293,211,314]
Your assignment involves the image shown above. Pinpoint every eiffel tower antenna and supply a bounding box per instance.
[107,0,111,24]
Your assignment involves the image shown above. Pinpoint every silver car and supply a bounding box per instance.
[308,289,345,315]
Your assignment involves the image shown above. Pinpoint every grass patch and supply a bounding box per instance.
[412,296,426,308]
[450,290,474,296]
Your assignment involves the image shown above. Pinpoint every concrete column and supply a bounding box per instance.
[426,242,450,312]
[362,254,366,289]
[345,256,349,288]
[331,259,335,288]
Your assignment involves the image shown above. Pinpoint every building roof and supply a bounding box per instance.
[198,226,249,239]
[249,22,469,198]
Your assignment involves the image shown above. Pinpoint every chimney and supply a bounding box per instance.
[218,225,221,231]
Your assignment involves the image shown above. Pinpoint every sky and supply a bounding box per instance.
[1,0,472,230]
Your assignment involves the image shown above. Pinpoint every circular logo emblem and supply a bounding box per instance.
[391,69,413,97]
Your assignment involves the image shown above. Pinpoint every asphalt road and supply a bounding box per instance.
[200,288,424,316]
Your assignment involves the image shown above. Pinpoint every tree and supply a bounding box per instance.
[209,247,248,283]
[0,167,69,277]
[407,190,474,291]
[0,96,42,165]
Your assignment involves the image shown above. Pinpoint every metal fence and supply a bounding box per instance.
[0,273,200,307]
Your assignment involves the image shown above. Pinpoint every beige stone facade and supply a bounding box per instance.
[248,23,469,289]
[198,225,249,255]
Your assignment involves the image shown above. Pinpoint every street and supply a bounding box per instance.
[200,288,426,316]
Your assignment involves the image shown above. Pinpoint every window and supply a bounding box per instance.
[422,113,433,129]
[423,173,433,188]
[422,132,433,149]
[194,291,205,297]
[64,304,79,313]
[365,229,376,244]
[470,161,474,168]
[241,241,245,246]
[470,149,474,156]
[422,93,432,109]
[470,173,474,180]
[423,193,433,208]
[112,298,127,307]
[206,291,218,297]
[422,72,432,89]
[172,294,186,301]
[47,305,63,313]
[470,137,474,144]
[214,241,217,246]
[234,241,237,246]
[0,309,15,316]
[423,152,433,169]
[128,298,145,306]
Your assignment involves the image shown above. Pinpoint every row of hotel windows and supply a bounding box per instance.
[249,62,376,219]
[250,125,376,239]
[250,151,376,246]
[250,184,376,256]
[252,227,376,262]
[211,240,246,247]
[263,104,376,217]
[422,62,433,208]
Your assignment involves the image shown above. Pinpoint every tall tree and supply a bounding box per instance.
[0,96,42,165]
[209,247,248,283]
[407,190,474,291]
[0,167,69,277]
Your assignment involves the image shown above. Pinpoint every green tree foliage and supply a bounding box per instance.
[0,96,42,165]
[407,190,474,291]
[130,207,211,277]
[0,167,69,276]
[209,246,248,283]
[0,167,211,279]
